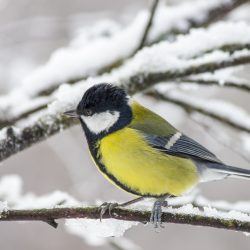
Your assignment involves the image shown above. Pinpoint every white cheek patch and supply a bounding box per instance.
[81,111,120,134]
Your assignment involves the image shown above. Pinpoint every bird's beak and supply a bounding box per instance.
[63,109,78,118]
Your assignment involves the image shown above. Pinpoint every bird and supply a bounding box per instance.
[64,83,250,227]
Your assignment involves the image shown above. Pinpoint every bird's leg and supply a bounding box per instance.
[150,196,169,228]
[99,197,144,221]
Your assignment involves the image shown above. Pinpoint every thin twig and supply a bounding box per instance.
[178,78,250,92]
[124,52,250,94]
[18,0,250,98]
[137,0,160,51]
[146,89,250,133]
[1,206,250,233]
[1,50,250,162]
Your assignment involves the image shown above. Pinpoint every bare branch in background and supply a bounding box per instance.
[1,42,249,130]
[136,0,160,51]
[146,89,250,133]
[123,51,250,94]
[0,116,78,162]
[4,0,245,99]
[1,206,250,233]
[179,78,250,92]
[0,46,250,162]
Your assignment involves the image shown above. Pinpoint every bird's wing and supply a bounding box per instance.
[144,133,222,164]
[128,101,221,164]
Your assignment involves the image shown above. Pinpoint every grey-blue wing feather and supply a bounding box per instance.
[144,133,250,180]
[145,133,222,164]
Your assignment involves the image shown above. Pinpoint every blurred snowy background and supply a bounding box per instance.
[0,0,250,249]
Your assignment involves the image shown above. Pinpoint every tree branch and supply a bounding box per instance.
[1,206,250,233]
[179,77,250,92]
[0,48,250,162]
[11,0,247,99]
[190,0,250,28]
[123,51,250,94]
[136,0,159,51]
[0,116,78,162]
[146,89,250,133]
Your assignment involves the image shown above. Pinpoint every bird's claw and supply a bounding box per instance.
[150,199,168,228]
[99,202,119,221]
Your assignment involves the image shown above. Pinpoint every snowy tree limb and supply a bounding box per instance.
[123,50,250,94]
[1,206,250,233]
[0,48,250,162]
[1,43,249,130]
[21,0,250,98]
[147,0,250,44]
[178,77,250,92]
[0,116,78,162]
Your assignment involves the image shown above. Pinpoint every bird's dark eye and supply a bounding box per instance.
[83,108,93,116]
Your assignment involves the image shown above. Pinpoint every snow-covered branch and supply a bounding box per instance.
[0,23,250,160]
[179,77,250,92]
[0,115,78,162]
[1,205,250,234]
[19,0,249,97]
[147,88,250,133]
[1,22,250,126]
[1,175,250,238]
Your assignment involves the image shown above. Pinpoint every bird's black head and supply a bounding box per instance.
[77,83,128,116]
[72,83,132,138]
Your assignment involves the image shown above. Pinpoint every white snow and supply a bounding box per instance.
[0,201,8,215]
[195,195,250,214]
[156,87,250,132]
[1,21,249,139]
[44,22,250,117]
[1,174,250,241]
[0,175,22,204]
[187,66,250,86]
[0,1,244,124]
[65,218,138,246]
[0,174,138,245]
[20,0,236,96]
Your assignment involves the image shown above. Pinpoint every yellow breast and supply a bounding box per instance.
[98,127,198,197]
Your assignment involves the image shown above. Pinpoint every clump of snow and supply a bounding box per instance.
[70,19,121,48]
[195,195,250,214]
[0,175,22,205]
[0,201,8,215]
[65,218,138,246]
[0,174,138,246]
[0,175,78,209]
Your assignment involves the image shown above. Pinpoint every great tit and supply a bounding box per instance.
[64,83,250,227]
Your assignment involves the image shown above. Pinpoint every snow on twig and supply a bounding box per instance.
[148,87,250,133]
[0,0,245,109]
[1,22,250,127]
[1,175,250,238]
[179,66,250,92]
[1,23,250,161]
[1,203,250,234]
[21,0,247,96]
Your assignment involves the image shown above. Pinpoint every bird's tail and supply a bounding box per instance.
[196,160,250,182]
[208,163,250,179]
